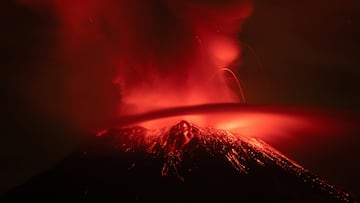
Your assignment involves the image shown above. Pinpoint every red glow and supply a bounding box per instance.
[19,0,253,128]
[19,1,355,149]
[97,104,352,144]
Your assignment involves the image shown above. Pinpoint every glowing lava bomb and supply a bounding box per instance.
[3,120,355,202]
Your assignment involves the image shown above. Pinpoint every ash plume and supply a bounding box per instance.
[19,0,253,128]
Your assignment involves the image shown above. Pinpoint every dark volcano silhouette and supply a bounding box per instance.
[2,121,356,202]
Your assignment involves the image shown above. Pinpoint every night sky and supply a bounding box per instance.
[1,0,360,198]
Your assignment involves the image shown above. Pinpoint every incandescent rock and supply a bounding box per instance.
[2,121,356,202]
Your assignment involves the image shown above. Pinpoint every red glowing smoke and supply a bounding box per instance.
[15,1,359,156]
[19,0,253,127]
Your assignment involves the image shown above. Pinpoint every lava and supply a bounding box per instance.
[92,120,355,202]
[4,120,356,202]
[6,1,358,201]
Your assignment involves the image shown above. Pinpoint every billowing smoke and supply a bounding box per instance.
[19,0,253,129]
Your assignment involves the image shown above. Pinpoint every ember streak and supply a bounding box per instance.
[4,0,358,202]
[17,0,253,127]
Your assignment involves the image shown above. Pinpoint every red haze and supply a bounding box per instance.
[19,0,253,129]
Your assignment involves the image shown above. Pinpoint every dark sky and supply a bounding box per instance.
[240,0,360,108]
[1,0,360,197]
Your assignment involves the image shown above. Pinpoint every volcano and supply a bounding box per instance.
[2,120,355,202]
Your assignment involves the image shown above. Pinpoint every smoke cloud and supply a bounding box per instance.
[19,0,253,129]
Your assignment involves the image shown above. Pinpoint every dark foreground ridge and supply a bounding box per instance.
[3,121,356,202]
